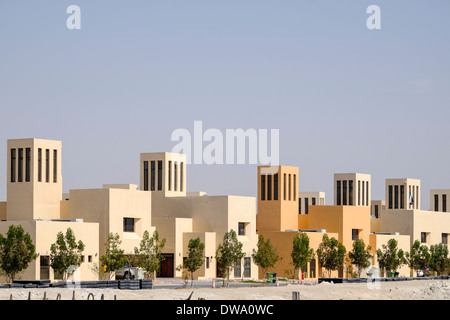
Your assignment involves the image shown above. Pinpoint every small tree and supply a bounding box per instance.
[429,243,449,276]
[215,229,245,287]
[316,234,346,278]
[376,238,406,277]
[406,240,431,276]
[100,232,127,280]
[184,237,205,287]
[134,230,166,279]
[252,235,279,283]
[291,232,314,280]
[0,225,38,283]
[348,238,372,278]
[50,228,85,280]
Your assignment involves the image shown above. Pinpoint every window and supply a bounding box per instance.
[374,205,379,218]
[421,232,427,243]
[243,257,251,278]
[261,175,266,200]
[293,175,296,202]
[274,173,278,200]
[88,255,92,263]
[174,161,178,191]
[443,194,447,213]
[234,259,241,278]
[337,180,341,205]
[238,222,246,236]
[358,180,361,205]
[40,255,50,280]
[298,197,302,214]
[366,181,369,206]
[53,150,58,183]
[38,148,42,182]
[150,161,156,191]
[46,149,50,183]
[18,148,23,182]
[343,180,347,205]
[388,185,393,209]
[158,161,163,191]
[206,257,210,269]
[312,197,316,206]
[361,181,365,206]
[81,255,85,263]
[168,161,172,191]
[349,180,353,205]
[442,233,448,245]
[352,229,359,241]
[400,185,405,209]
[25,148,31,182]
[283,174,286,200]
[10,149,16,183]
[180,162,184,192]
[123,218,134,232]
[267,174,272,200]
[394,185,399,209]
[305,197,309,215]
[289,174,291,201]
[143,161,149,191]
[434,194,439,212]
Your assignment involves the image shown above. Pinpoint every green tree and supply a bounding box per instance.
[215,229,245,287]
[429,243,449,276]
[252,235,279,283]
[0,225,38,283]
[134,230,166,279]
[376,238,406,277]
[100,232,127,280]
[348,238,372,278]
[316,234,346,278]
[50,228,85,280]
[405,240,431,276]
[184,237,205,286]
[291,232,314,280]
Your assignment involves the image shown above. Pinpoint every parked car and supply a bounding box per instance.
[115,263,145,280]
[417,268,430,277]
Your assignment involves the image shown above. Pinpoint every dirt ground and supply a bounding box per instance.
[1,278,450,300]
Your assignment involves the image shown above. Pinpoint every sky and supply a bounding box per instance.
[1,1,450,209]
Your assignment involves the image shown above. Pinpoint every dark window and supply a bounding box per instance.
[174,161,178,191]
[305,197,309,215]
[361,181,365,206]
[312,197,316,205]
[261,175,266,201]
[349,180,353,205]
[394,185,399,209]
[243,257,251,278]
[299,197,302,214]
[143,161,149,191]
[53,150,57,183]
[421,232,427,243]
[274,173,278,200]
[309,258,316,279]
[343,180,347,205]
[206,257,210,269]
[150,161,156,191]
[358,180,361,205]
[40,256,50,280]
[289,174,291,201]
[400,185,405,209]
[443,195,447,212]
[352,229,359,241]
[238,222,246,236]
[11,149,16,183]
[283,174,286,200]
[180,162,184,192]
[388,185,393,209]
[168,161,172,191]
[25,148,31,182]
[46,149,50,183]
[293,175,296,202]
[442,233,448,245]
[234,259,241,278]
[366,181,369,206]
[267,174,272,200]
[337,180,341,205]
[434,194,439,212]
[18,148,23,182]
[158,161,163,191]
[88,255,92,263]
[38,148,42,182]
[123,218,134,232]
[374,205,379,218]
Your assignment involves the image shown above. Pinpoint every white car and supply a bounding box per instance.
[115,263,145,280]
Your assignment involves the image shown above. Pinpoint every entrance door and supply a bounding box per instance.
[159,254,174,277]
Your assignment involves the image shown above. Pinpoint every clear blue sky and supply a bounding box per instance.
[1,1,450,209]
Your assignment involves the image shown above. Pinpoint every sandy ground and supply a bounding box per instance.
[1,278,450,300]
